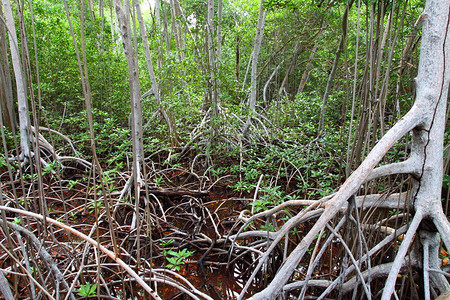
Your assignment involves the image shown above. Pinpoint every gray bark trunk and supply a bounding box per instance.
[318,0,353,133]
[3,0,31,159]
[243,0,266,135]
[0,4,16,132]
[115,0,143,181]
[248,0,266,112]
[246,0,450,298]
[134,0,179,147]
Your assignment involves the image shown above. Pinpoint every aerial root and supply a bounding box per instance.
[31,126,92,169]
[229,191,412,298]
[421,231,450,299]
[0,270,14,300]
[7,126,91,174]
[0,206,162,300]
[0,220,76,300]
[379,201,450,300]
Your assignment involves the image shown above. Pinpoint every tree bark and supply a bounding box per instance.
[318,0,353,133]
[0,3,16,132]
[134,0,179,147]
[245,0,450,298]
[3,0,31,159]
[115,0,143,184]
[243,0,266,136]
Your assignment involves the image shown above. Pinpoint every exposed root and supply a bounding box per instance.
[0,205,162,299]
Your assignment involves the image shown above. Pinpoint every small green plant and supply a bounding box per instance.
[290,227,302,235]
[42,161,61,176]
[165,248,195,271]
[68,180,80,189]
[251,185,284,213]
[18,198,29,206]
[12,217,21,224]
[153,176,164,187]
[0,156,7,168]
[94,168,119,195]
[260,222,275,232]
[314,231,326,239]
[160,239,174,247]
[89,200,104,214]
[22,173,38,182]
[77,282,97,298]
[389,209,400,216]
[232,181,254,193]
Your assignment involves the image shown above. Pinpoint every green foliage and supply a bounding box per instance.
[88,200,104,214]
[389,209,400,216]
[0,128,15,158]
[443,174,450,189]
[263,0,296,10]
[152,176,164,187]
[77,282,97,298]
[68,180,80,190]
[159,239,174,247]
[164,248,195,271]
[226,137,341,200]
[18,198,29,206]
[251,185,284,213]
[260,222,275,231]
[0,155,7,169]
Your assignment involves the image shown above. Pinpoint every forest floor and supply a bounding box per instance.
[0,152,346,299]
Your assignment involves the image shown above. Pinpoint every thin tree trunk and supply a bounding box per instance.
[243,0,266,136]
[161,0,171,51]
[3,0,31,160]
[0,3,15,132]
[170,0,184,60]
[134,0,179,147]
[318,0,353,133]
[217,0,223,61]
[115,0,143,184]
[297,32,321,94]
[279,42,302,95]
[206,0,219,118]
[154,0,163,70]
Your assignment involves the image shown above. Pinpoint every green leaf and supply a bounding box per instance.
[77,282,97,297]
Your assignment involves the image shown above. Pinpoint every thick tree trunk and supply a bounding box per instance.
[382,1,450,297]
[244,0,450,298]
